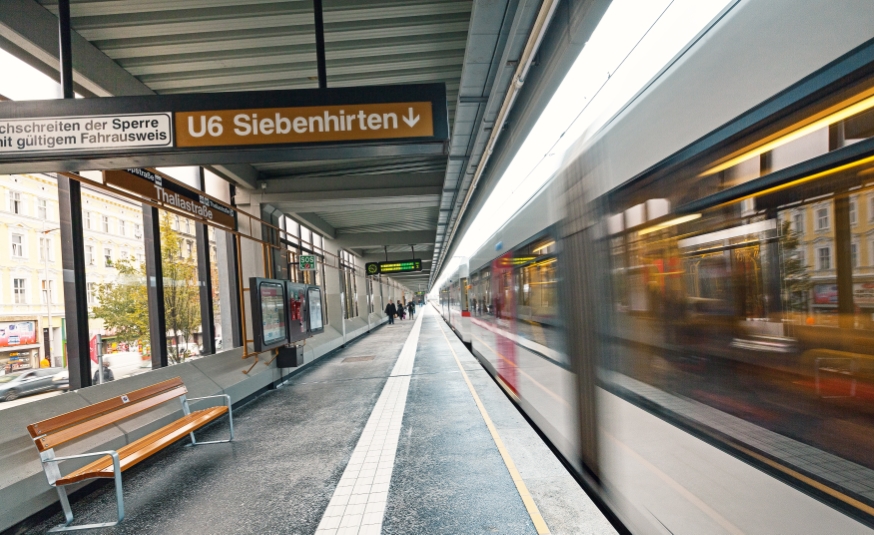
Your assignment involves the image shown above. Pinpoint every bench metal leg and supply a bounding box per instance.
[190,403,234,445]
[46,455,124,532]
[182,394,235,446]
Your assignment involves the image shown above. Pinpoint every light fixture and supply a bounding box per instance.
[637,214,702,235]
[701,92,874,177]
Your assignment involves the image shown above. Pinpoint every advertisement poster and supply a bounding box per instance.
[308,288,323,330]
[260,283,287,345]
[0,321,37,348]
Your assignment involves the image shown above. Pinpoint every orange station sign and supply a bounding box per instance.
[176,102,434,148]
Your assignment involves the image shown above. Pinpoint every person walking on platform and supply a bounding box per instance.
[385,301,396,325]
[407,300,415,319]
[397,300,405,320]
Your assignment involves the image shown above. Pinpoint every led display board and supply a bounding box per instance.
[249,278,288,352]
[364,259,422,275]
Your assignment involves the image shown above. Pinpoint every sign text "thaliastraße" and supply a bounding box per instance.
[175,102,433,147]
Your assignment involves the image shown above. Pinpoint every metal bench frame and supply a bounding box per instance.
[33,392,233,533]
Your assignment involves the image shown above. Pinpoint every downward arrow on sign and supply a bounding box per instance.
[402,107,420,127]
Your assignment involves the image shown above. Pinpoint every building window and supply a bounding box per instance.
[9,191,21,214]
[87,282,96,305]
[797,248,806,267]
[102,215,110,233]
[13,278,26,304]
[104,247,113,267]
[118,220,126,237]
[818,247,831,270]
[186,240,193,258]
[852,242,859,268]
[794,213,804,234]
[86,245,95,266]
[37,199,47,220]
[817,208,829,230]
[41,279,53,304]
[134,223,142,238]
[184,219,190,234]
[39,237,53,262]
[850,200,858,225]
[11,233,24,257]
[85,211,93,230]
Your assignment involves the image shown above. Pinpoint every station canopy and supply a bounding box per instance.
[0,0,605,289]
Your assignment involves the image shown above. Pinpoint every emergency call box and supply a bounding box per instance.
[285,281,310,344]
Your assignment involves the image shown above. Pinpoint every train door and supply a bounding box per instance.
[492,252,518,395]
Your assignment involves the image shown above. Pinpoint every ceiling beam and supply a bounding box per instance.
[259,186,441,202]
[263,172,443,191]
[0,0,151,97]
[292,212,337,239]
[270,195,440,212]
[335,230,435,248]
[0,0,264,190]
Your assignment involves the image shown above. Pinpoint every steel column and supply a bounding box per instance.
[57,176,91,390]
[143,206,168,368]
[196,170,216,356]
[57,0,73,99]
[56,0,91,389]
[313,0,328,89]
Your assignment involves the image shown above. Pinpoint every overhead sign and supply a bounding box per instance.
[176,102,433,147]
[0,84,448,173]
[104,168,236,229]
[365,259,422,275]
[299,255,316,271]
[0,113,172,154]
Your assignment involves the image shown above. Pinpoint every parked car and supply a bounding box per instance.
[0,367,64,401]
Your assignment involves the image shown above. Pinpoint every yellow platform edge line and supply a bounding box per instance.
[437,320,551,535]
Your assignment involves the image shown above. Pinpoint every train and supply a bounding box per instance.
[437,1,874,533]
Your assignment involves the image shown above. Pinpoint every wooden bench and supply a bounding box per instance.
[27,377,233,532]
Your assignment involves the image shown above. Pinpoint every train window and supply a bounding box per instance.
[601,72,874,510]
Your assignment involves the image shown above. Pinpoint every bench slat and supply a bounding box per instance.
[36,386,188,452]
[55,407,228,485]
[28,377,185,438]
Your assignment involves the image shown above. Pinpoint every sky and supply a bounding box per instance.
[0,48,66,100]
[431,0,736,294]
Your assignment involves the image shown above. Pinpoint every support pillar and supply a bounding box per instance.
[57,176,91,390]
[143,206,167,368]
[196,170,215,355]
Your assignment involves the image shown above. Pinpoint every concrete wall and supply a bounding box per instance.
[0,311,389,532]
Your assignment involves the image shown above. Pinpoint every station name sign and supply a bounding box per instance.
[0,84,448,172]
[104,168,236,229]
[365,259,423,275]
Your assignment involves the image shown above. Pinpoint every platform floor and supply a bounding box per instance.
[15,306,615,535]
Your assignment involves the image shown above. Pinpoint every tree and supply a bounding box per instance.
[780,219,811,312]
[91,212,202,364]
[160,213,201,364]
[92,258,149,344]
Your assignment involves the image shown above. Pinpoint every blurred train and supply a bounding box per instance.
[438,2,874,533]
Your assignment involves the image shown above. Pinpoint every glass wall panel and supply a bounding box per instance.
[159,210,203,364]
[0,174,66,388]
[82,182,151,384]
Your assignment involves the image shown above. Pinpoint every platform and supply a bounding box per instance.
[13,306,615,535]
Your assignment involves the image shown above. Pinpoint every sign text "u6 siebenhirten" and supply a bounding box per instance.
[175,102,433,148]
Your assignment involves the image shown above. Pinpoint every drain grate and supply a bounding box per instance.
[342,356,375,363]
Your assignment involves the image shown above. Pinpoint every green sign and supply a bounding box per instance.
[299,255,316,271]
[365,259,422,275]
